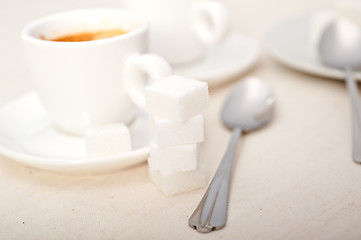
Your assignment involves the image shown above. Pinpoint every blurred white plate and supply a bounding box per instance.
[0,92,150,174]
[175,31,260,86]
[265,10,361,81]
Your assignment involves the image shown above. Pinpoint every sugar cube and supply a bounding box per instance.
[148,143,198,172]
[145,75,209,122]
[148,167,206,196]
[150,114,204,147]
[84,123,132,158]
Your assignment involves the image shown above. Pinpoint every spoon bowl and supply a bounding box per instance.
[319,19,361,69]
[221,77,275,131]
[188,77,274,233]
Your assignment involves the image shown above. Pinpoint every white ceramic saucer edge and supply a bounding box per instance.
[264,10,361,81]
[174,31,261,86]
[0,92,151,174]
[0,143,150,174]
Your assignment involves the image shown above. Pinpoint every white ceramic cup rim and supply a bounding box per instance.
[21,8,149,47]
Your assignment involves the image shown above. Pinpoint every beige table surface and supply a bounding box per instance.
[1,0,361,239]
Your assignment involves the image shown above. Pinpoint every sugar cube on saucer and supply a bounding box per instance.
[150,114,204,147]
[148,167,206,197]
[85,123,131,158]
[148,143,198,172]
[145,75,209,122]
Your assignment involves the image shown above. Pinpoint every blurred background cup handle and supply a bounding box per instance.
[192,0,231,45]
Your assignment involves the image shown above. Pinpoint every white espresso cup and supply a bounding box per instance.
[120,0,230,65]
[22,8,172,135]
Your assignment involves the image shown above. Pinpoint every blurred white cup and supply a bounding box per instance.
[120,0,231,65]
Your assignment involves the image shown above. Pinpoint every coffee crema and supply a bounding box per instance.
[47,29,128,42]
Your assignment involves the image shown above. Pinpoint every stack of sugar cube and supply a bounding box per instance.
[145,75,209,196]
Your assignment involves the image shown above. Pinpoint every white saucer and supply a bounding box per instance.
[265,10,361,81]
[0,92,151,174]
[174,31,260,86]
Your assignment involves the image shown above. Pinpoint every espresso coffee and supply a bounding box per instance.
[49,29,128,42]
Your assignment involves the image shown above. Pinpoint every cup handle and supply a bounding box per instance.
[124,54,173,109]
[192,0,231,45]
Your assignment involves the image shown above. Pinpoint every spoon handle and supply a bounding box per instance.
[188,128,242,233]
[345,67,361,163]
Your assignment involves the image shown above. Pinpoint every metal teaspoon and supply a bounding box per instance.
[318,19,361,163]
[188,77,275,233]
